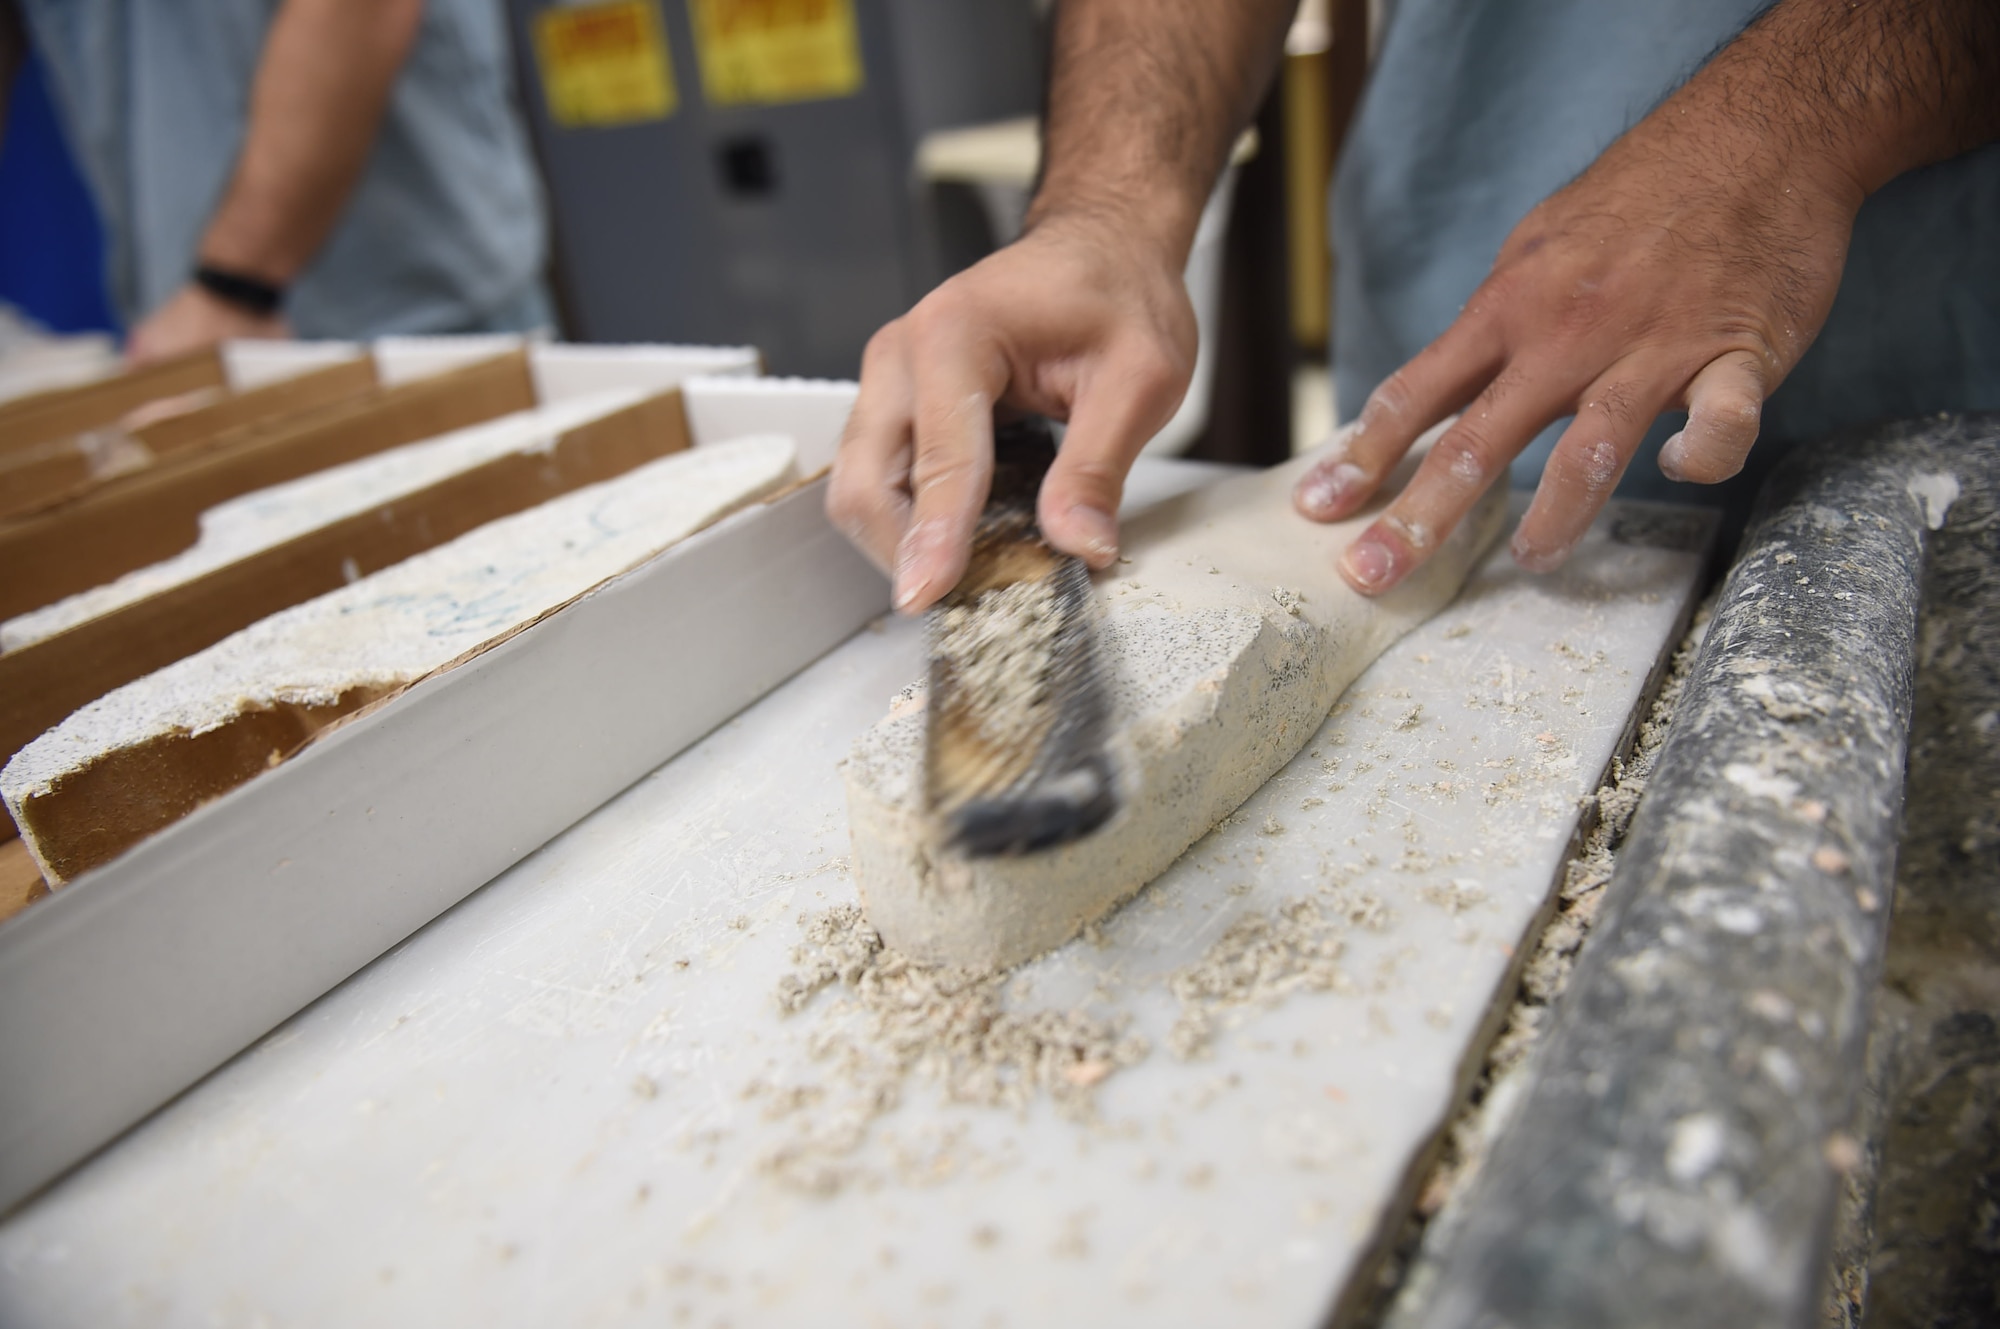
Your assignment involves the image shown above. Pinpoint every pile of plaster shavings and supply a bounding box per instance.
[758,904,1148,1197]
[1164,896,1360,1060]
[759,885,1392,1194]
[930,579,1060,745]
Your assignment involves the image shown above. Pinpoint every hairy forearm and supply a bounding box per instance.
[1027,0,1297,267]
[199,0,425,283]
[1690,0,2000,207]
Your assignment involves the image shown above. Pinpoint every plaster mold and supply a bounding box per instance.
[845,445,1507,971]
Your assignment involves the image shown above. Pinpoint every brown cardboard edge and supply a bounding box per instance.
[0,837,46,926]
[133,356,379,457]
[0,444,95,522]
[0,350,536,621]
[0,359,379,527]
[0,389,694,824]
[0,349,226,456]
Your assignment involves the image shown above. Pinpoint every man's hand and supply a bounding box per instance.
[1294,99,1855,591]
[831,0,1297,614]
[125,285,291,364]
[829,214,1196,612]
[1297,0,2000,595]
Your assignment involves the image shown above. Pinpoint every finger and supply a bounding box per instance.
[827,324,918,577]
[1338,358,1577,594]
[895,320,1009,613]
[1038,339,1190,567]
[1295,313,1504,522]
[1511,364,1680,572]
[1659,351,1767,484]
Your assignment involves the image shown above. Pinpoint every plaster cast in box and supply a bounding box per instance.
[2,391,648,652]
[845,437,1506,972]
[3,434,798,884]
[0,353,539,624]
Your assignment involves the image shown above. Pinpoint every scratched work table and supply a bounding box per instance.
[0,462,1709,1328]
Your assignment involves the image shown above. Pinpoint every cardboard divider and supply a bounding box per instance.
[0,351,535,623]
[0,443,98,523]
[0,350,227,458]
[0,359,379,527]
[17,687,394,885]
[0,838,45,927]
[0,389,691,794]
[128,356,378,459]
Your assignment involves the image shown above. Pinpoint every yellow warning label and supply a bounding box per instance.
[687,0,865,107]
[534,0,678,128]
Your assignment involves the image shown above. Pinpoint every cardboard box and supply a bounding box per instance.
[0,391,691,783]
[0,358,380,524]
[682,374,858,473]
[0,349,228,458]
[0,375,874,1213]
[123,355,378,459]
[315,334,762,394]
[0,440,102,524]
[216,336,761,400]
[0,351,772,781]
[219,339,367,392]
[0,352,538,624]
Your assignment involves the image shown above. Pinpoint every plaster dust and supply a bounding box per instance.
[0,391,649,651]
[761,903,1148,1196]
[844,441,1508,972]
[2,435,796,879]
[1166,897,1354,1060]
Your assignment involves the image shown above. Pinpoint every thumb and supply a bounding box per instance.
[1037,345,1191,567]
[1660,351,1768,484]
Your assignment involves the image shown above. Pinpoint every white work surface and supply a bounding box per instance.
[0,466,1706,1329]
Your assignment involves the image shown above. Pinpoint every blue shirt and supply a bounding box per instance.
[1332,0,2000,498]
[21,0,550,339]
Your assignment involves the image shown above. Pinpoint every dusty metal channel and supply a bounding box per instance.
[1372,415,1993,1329]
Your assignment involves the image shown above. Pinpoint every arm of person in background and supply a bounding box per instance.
[829,0,1298,614]
[1295,0,2000,594]
[124,0,425,362]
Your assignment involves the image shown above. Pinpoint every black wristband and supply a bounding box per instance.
[193,263,286,317]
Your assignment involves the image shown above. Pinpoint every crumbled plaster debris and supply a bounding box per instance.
[759,905,1147,1196]
[1166,898,1353,1059]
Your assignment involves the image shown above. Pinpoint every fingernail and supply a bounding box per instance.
[1657,430,1689,482]
[1510,530,1570,574]
[1342,537,1394,590]
[1066,505,1119,566]
[893,520,945,613]
[1298,463,1368,518]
